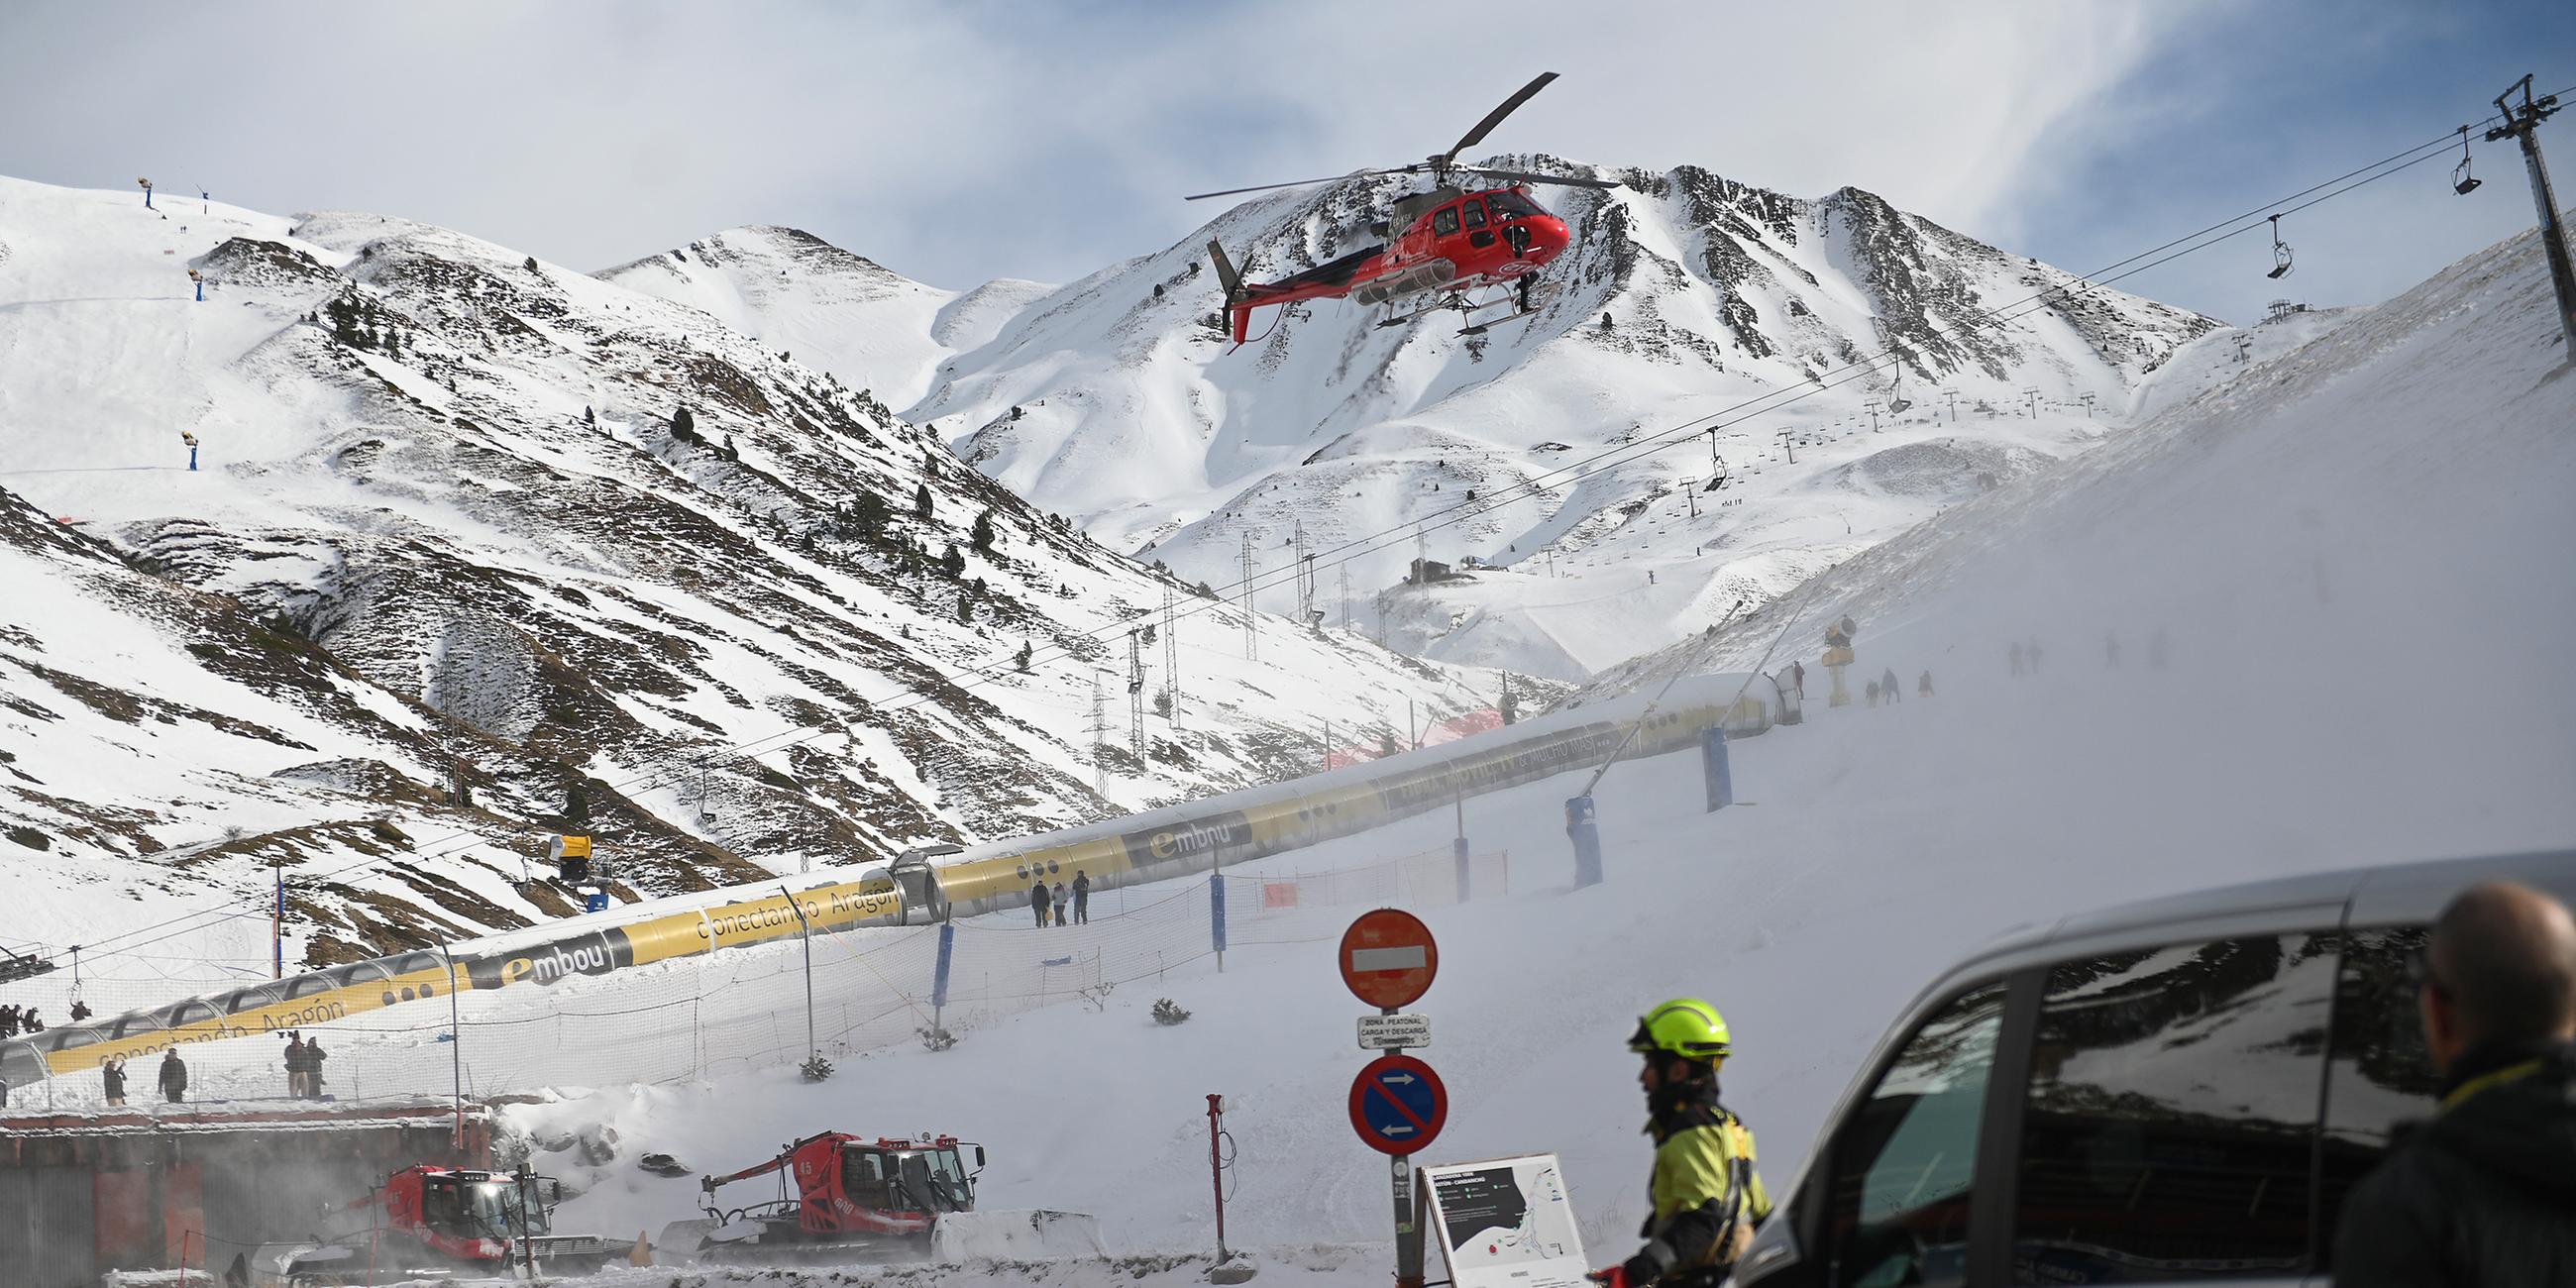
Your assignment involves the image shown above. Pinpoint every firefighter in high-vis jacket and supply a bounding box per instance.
[1589,999,1771,1288]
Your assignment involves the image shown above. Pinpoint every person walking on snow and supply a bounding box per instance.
[1589,1000,1771,1288]
[1052,881,1069,926]
[283,1033,307,1099]
[1917,670,1934,698]
[1029,879,1050,928]
[101,1055,128,1107]
[1072,869,1092,925]
[181,429,200,472]
[1788,661,1804,698]
[158,1049,188,1104]
[302,1038,327,1099]
[1864,680,1879,708]
[1879,667,1900,704]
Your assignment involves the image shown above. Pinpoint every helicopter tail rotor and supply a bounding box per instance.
[1206,241,1252,344]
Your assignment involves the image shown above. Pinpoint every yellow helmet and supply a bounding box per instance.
[1628,998,1732,1061]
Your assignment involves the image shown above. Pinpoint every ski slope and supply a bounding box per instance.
[503,220,2575,1285]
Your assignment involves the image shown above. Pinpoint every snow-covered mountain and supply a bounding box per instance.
[597,226,1051,408]
[0,176,1514,977]
[643,161,2218,678]
[906,161,2218,677]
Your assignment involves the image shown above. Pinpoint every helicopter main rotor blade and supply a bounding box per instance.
[1184,166,1423,201]
[1459,166,1621,190]
[1440,71,1560,168]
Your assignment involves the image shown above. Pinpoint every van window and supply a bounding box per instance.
[2316,925,2438,1272]
[1824,981,2005,1287]
[2012,934,2336,1282]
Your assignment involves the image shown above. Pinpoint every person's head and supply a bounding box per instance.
[1628,998,1730,1095]
[2418,880,2576,1075]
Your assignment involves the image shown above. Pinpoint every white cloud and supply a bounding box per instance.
[0,0,2217,290]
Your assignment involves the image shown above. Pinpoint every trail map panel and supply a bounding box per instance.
[1422,1153,1588,1288]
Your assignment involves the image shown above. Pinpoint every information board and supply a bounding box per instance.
[1420,1153,1589,1288]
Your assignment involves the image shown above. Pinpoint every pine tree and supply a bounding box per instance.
[939,543,966,580]
[851,490,890,543]
[1015,641,1032,673]
[957,587,974,623]
[583,405,596,426]
[524,256,541,273]
[671,405,701,446]
[912,481,933,520]
[325,294,360,347]
[969,508,996,554]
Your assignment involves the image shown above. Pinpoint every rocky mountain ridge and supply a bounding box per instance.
[0,176,1510,982]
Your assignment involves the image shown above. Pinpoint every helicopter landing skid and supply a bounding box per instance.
[1459,309,1539,336]
[1376,279,1543,334]
[1457,279,1543,335]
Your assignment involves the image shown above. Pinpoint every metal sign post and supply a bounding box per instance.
[1343,911,1444,1288]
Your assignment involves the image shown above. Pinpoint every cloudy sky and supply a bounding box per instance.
[1,0,2567,324]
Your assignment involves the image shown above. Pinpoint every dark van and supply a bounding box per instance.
[1734,849,2576,1286]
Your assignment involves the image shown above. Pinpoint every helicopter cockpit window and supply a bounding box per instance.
[1461,198,1487,229]
[1434,206,1461,237]
[1486,189,1542,218]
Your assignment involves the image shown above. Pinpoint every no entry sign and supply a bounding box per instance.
[1349,1053,1448,1155]
[1340,909,1438,1010]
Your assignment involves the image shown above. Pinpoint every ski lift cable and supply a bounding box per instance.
[66,96,2560,967]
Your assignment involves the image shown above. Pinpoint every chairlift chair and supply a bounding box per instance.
[2265,214,2294,280]
[2452,127,2482,195]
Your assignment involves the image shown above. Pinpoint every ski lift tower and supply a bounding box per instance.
[1127,628,1147,757]
[2482,74,2576,355]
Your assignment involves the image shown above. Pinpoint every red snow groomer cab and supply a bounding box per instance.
[256,1164,625,1282]
[662,1130,1102,1265]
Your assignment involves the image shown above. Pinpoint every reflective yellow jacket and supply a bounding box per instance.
[1634,1086,1771,1282]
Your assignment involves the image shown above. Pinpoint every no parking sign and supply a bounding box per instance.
[1349,1053,1447,1155]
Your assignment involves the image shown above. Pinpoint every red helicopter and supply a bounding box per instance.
[1189,72,1616,344]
